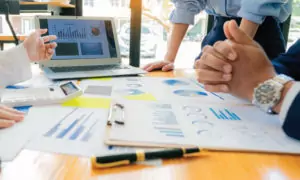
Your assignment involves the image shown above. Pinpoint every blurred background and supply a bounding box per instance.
[1,0,299,69]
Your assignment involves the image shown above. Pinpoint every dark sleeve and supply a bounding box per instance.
[272,40,300,81]
[282,92,300,140]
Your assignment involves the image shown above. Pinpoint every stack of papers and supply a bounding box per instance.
[1,76,299,163]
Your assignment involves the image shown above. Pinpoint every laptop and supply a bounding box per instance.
[34,16,147,80]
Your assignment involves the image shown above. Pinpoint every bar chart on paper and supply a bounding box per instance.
[152,109,185,138]
[27,107,108,157]
[209,108,241,120]
[44,108,99,142]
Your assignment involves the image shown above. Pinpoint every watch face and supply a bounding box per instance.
[255,83,277,104]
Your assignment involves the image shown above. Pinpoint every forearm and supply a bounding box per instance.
[239,18,259,38]
[165,23,189,62]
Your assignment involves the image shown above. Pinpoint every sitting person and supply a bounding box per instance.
[194,20,300,140]
[0,29,57,129]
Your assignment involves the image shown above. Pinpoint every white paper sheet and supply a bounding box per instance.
[0,106,69,161]
[79,77,248,104]
[25,106,162,166]
[108,100,300,154]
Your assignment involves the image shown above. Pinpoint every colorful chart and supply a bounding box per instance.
[163,79,189,86]
[173,90,208,97]
[209,108,241,120]
[44,109,98,142]
[116,89,145,96]
[152,110,184,138]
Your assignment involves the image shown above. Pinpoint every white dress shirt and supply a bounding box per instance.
[280,82,300,125]
[0,44,32,87]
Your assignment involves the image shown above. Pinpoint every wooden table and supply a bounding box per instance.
[1,69,300,180]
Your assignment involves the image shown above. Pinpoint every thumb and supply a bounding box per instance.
[225,20,254,45]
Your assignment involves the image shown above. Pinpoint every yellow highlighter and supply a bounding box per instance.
[91,147,205,168]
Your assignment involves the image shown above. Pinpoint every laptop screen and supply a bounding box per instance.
[39,18,118,60]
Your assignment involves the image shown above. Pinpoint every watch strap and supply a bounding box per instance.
[272,74,294,85]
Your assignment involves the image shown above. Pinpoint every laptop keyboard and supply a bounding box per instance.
[49,65,129,73]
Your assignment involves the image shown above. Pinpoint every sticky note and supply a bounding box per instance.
[125,93,156,101]
[89,77,112,81]
[62,97,111,109]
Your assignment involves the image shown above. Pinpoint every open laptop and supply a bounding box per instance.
[34,16,147,80]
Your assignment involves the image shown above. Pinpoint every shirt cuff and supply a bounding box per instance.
[237,10,265,24]
[279,82,300,125]
[169,8,195,25]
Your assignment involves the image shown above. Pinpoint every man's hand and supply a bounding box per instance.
[143,60,174,72]
[23,29,57,62]
[194,42,237,92]
[0,105,24,128]
[203,20,277,101]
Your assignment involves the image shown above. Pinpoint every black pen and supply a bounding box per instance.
[91,147,205,168]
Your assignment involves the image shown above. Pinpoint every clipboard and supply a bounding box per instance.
[103,99,300,155]
[103,100,194,149]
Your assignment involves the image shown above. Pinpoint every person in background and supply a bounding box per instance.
[143,0,292,72]
[195,20,300,140]
[0,29,57,129]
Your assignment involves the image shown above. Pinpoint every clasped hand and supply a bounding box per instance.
[194,20,276,101]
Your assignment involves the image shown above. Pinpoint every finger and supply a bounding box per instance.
[227,20,254,45]
[213,41,237,61]
[0,106,25,115]
[162,63,174,71]
[224,21,233,40]
[201,51,232,73]
[146,62,166,72]
[196,69,232,82]
[204,84,230,93]
[42,35,57,43]
[202,45,227,60]
[37,29,48,35]
[0,119,15,128]
[45,50,55,60]
[0,109,25,122]
[46,42,57,49]
[142,63,152,70]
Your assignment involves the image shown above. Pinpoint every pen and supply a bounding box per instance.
[91,147,205,168]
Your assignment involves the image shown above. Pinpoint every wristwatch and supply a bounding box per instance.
[252,74,294,113]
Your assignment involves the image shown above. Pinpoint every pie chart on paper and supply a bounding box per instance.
[163,79,189,86]
[173,90,208,97]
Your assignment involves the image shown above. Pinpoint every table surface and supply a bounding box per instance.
[1,69,300,180]
[20,1,75,8]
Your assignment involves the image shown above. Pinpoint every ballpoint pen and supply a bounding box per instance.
[91,147,205,168]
